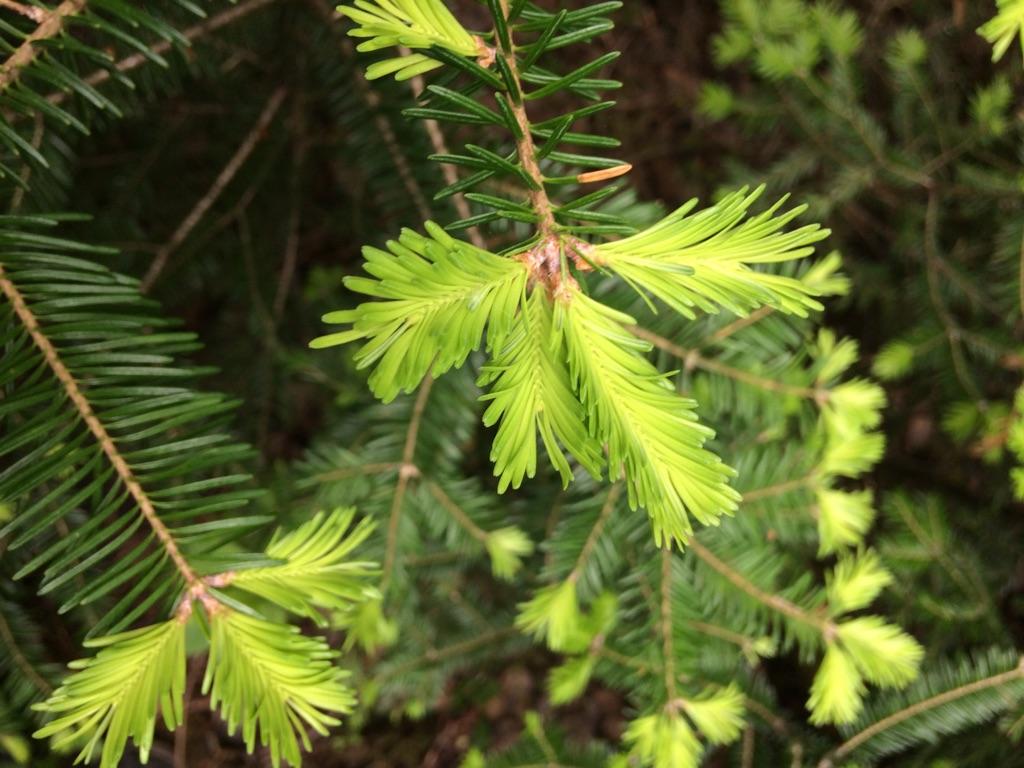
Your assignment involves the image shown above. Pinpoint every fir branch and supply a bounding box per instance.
[425,479,487,543]
[568,483,622,583]
[496,0,557,238]
[0,0,86,93]
[819,657,1024,766]
[47,0,281,107]
[0,263,201,591]
[401,44,487,249]
[660,549,677,702]
[0,609,51,695]
[378,626,518,681]
[0,1,45,23]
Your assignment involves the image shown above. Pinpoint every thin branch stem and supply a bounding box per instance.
[425,479,489,543]
[47,0,280,106]
[309,0,433,224]
[742,473,818,503]
[0,0,86,93]
[379,626,517,680]
[660,548,677,702]
[631,325,828,402]
[688,538,834,636]
[402,46,487,250]
[380,376,434,593]
[568,482,621,583]
[0,0,45,21]
[0,264,199,589]
[923,190,980,399]
[496,0,557,238]
[142,87,287,291]
[313,462,401,483]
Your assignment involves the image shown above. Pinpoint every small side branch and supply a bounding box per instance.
[689,538,833,636]
[380,376,434,593]
[632,325,828,402]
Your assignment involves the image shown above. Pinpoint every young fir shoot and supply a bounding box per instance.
[313,5,932,765]
[978,0,1024,63]
[317,0,830,550]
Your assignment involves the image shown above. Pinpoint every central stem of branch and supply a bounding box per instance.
[494,1,556,240]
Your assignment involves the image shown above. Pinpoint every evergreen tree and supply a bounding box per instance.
[0,1,1020,766]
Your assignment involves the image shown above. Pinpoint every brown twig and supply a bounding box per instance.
[308,0,434,224]
[660,548,677,702]
[495,0,557,239]
[568,483,621,583]
[380,377,434,593]
[631,324,828,402]
[0,0,45,22]
[141,87,287,291]
[0,0,86,93]
[8,110,43,212]
[0,607,51,694]
[688,538,834,636]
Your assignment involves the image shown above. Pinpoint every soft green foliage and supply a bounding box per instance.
[593,187,828,318]
[624,710,702,768]
[229,508,378,625]
[561,289,738,545]
[313,223,528,402]
[339,0,481,80]
[809,642,866,725]
[205,612,355,768]
[33,622,185,767]
[979,0,1024,62]
[826,550,893,615]
[479,290,603,491]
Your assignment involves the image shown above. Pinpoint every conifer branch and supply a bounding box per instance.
[743,473,818,503]
[0,264,200,591]
[47,0,281,106]
[0,0,86,93]
[0,0,45,22]
[688,620,760,654]
[425,480,488,543]
[402,45,487,249]
[660,549,678,702]
[818,657,1024,766]
[379,626,517,680]
[310,0,434,223]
